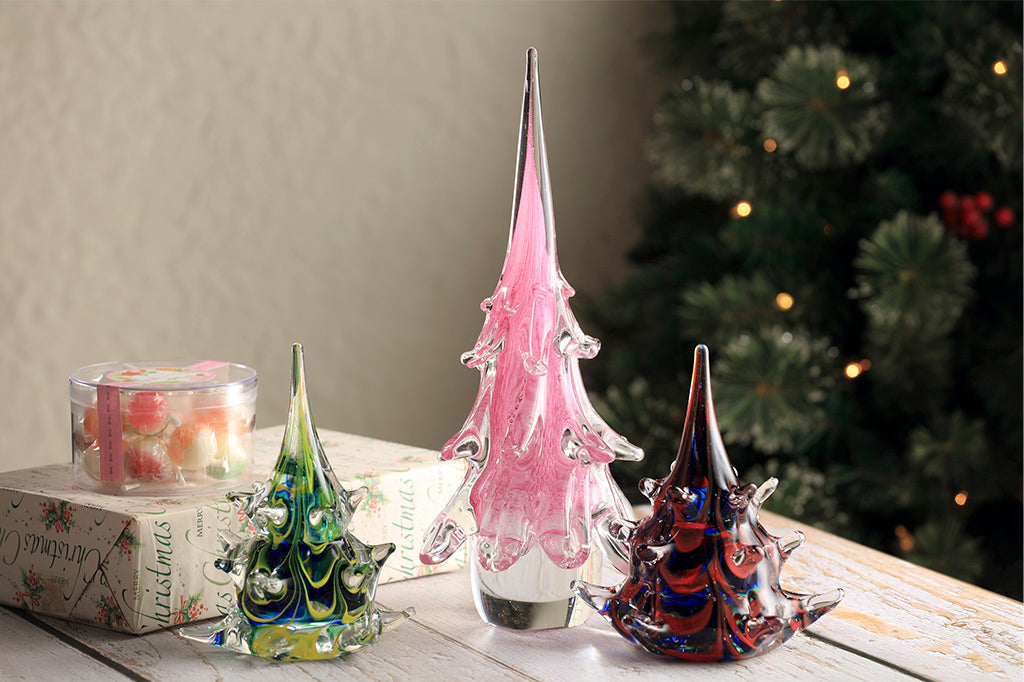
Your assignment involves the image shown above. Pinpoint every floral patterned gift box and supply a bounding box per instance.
[0,425,466,634]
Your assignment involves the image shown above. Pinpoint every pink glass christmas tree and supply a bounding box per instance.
[420,48,642,629]
[574,345,843,660]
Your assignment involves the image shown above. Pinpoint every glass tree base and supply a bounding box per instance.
[470,542,601,630]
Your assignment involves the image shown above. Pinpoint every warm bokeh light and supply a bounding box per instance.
[894,525,915,552]
[844,362,863,379]
[860,358,872,371]
[735,201,752,218]
[993,60,1008,76]
[836,70,851,89]
[763,138,778,152]
[775,292,794,310]
[954,491,968,506]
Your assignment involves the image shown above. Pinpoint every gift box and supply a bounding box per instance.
[0,425,466,633]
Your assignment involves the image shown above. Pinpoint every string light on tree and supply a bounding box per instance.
[993,60,1008,76]
[775,292,794,310]
[763,138,778,152]
[954,491,968,507]
[835,70,851,89]
[844,362,863,379]
[732,201,752,218]
[894,526,915,552]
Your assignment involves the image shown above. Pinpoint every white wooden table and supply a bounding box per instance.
[1,512,1020,681]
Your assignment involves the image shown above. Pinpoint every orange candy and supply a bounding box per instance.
[168,423,219,470]
[168,423,197,466]
[82,404,130,439]
[191,394,254,438]
[83,406,98,438]
[192,393,233,429]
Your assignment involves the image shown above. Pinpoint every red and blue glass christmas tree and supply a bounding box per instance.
[574,345,842,660]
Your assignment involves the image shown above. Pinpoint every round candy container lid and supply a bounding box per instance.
[70,360,257,404]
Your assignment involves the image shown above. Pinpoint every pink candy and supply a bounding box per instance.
[125,437,173,482]
[126,392,170,436]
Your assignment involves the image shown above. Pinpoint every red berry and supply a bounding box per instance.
[960,196,976,213]
[971,219,989,239]
[975,191,994,212]
[941,209,959,229]
[962,208,983,229]
[938,191,959,212]
[995,206,1014,228]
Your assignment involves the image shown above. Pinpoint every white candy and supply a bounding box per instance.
[182,428,218,470]
[207,432,250,479]
[81,444,102,480]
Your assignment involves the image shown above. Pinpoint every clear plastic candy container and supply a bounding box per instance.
[70,361,257,495]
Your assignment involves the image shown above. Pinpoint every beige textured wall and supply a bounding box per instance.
[0,2,666,472]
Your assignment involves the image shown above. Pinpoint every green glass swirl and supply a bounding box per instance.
[181,344,412,661]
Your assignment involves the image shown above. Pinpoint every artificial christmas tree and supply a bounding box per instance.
[589,1,1022,599]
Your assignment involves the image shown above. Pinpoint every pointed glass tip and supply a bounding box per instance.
[692,343,712,396]
[291,342,305,398]
[509,46,556,259]
[666,344,737,491]
[281,342,322,465]
[284,343,310,441]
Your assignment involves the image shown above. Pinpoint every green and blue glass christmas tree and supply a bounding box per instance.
[182,344,412,661]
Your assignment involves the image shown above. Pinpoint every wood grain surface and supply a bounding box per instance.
[1,512,1019,681]
[760,511,1023,681]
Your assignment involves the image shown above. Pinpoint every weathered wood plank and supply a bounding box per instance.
[32,605,528,681]
[760,510,1023,682]
[14,511,1020,681]
[27,566,911,681]
[377,568,916,681]
[0,606,132,680]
